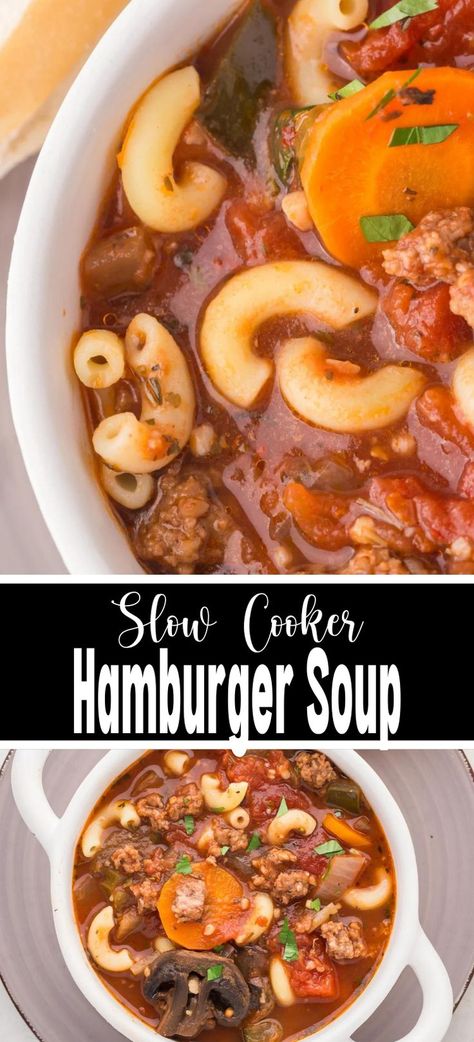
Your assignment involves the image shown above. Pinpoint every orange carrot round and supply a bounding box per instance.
[322,812,372,850]
[158,861,246,950]
[301,67,474,270]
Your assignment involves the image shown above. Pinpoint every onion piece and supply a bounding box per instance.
[316,854,367,902]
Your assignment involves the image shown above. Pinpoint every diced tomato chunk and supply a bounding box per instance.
[247,782,311,825]
[417,386,474,455]
[284,482,350,551]
[383,283,471,363]
[221,750,292,786]
[226,200,306,265]
[287,935,339,1000]
[342,0,467,80]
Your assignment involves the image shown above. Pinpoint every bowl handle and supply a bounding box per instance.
[11,750,59,857]
[348,926,453,1042]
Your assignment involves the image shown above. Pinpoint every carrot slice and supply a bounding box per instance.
[301,67,474,269]
[158,861,246,950]
[322,812,372,850]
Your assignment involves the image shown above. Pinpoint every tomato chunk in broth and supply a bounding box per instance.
[73,750,395,1042]
[75,0,474,575]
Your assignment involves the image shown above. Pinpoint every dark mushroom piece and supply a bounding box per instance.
[143,950,251,1038]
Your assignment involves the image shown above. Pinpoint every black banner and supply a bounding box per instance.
[4,582,472,743]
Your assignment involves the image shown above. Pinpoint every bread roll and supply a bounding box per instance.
[0,0,130,178]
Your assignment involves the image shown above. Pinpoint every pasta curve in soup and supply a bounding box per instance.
[76,0,474,575]
[73,749,395,1041]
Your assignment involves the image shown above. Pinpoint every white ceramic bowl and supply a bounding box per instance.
[6,0,244,574]
[11,748,453,1042]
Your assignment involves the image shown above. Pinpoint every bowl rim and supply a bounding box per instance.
[44,746,419,1042]
[5,0,243,575]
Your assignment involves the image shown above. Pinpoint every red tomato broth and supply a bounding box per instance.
[73,750,395,1042]
[77,0,474,574]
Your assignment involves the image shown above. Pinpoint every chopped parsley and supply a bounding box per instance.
[175,854,193,874]
[369,0,438,30]
[308,898,321,911]
[314,840,345,858]
[207,964,224,982]
[276,797,288,817]
[247,833,262,852]
[359,213,414,242]
[221,845,230,855]
[389,123,458,147]
[184,815,195,836]
[279,918,299,962]
[328,79,364,102]
[366,68,421,120]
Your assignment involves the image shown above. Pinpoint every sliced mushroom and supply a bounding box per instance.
[143,950,250,1038]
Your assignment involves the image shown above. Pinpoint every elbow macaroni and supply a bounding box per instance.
[87,906,133,973]
[100,465,155,510]
[119,66,227,233]
[92,313,195,474]
[270,957,297,1007]
[200,774,248,812]
[286,0,369,105]
[267,808,316,845]
[163,750,191,776]
[224,807,250,830]
[452,346,474,430]
[81,799,140,858]
[235,893,274,945]
[278,336,426,433]
[200,260,377,410]
[343,867,393,910]
[74,329,125,389]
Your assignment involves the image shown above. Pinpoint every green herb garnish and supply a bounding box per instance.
[308,898,321,911]
[360,213,414,242]
[389,123,458,146]
[207,964,224,982]
[315,840,345,858]
[175,854,193,875]
[247,833,262,852]
[276,798,288,817]
[366,68,421,120]
[369,0,438,29]
[184,815,195,836]
[279,918,299,962]
[221,845,230,855]
[328,79,364,101]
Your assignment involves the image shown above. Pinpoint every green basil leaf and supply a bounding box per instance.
[279,918,299,962]
[175,854,193,874]
[328,79,364,101]
[184,815,195,836]
[369,0,438,29]
[389,123,458,146]
[247,833,262,852]
[359,213,414,242]
[314,840,345,857]
[276,797,288,817]
[207,964,224,982]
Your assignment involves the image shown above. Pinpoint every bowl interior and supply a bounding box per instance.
[49,747,418,1042]
[6,0,242,574]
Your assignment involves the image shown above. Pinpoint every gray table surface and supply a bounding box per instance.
[0,159,65,574]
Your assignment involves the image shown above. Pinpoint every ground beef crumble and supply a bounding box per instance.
[129,878,162,913]
[320,920,367,961]
[205,818,249,858]
[110,844,142,874]
[251,848,312,905]
[294,752,337,792]
[171,875,207,923]
[166,782,204,821]
[136,793,169,832]
[133,467,234,573]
